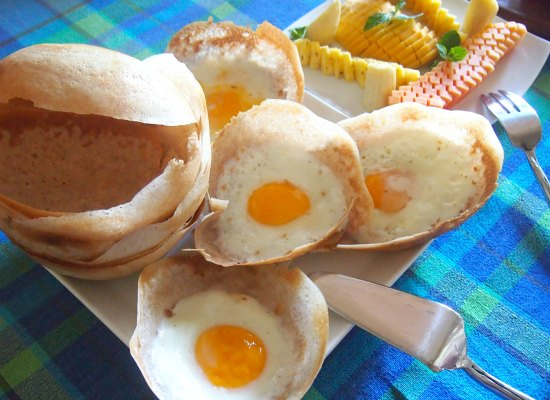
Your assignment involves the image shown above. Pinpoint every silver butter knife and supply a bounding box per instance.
[310,272,535,400]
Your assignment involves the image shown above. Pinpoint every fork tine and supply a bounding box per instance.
[489,91,517,114]
[499,90,536,114]
[481,93,508,117]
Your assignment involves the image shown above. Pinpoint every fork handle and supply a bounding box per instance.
[524,149,550,206]
[464,359,535,400]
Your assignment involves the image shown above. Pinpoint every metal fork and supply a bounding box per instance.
[481,90,550,205]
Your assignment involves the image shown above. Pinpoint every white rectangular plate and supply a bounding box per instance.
[51,0,549,356]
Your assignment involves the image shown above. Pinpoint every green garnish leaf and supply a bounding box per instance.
[289,26,307,40]
[364,12,392,30]
[364,0,422,30]
[448,46,467,61]
[432,29,467,67]
[393,0,406,14]
[436,43,448,58]
[439,30,462,49]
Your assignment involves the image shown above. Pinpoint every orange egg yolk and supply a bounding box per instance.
[204,85,263,132]
[365,171,412,213]
[195,325,266,388]
[247,181,311,225]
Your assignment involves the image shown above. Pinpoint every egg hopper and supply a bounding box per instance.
[130,253,328,400]
[336,102,504,250]
[194,99,373,266]
[167,20,305,135]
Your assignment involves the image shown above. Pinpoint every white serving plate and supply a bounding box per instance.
[50,0,549,356]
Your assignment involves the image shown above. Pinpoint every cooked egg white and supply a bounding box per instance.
[338,102,503,246]
[167,21,304,135]
[359,127,484,242]
[150,290,295,400]
[213,142,348,261]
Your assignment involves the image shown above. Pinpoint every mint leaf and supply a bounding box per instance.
[363,0,422,31]
[432,30,467,68]
[436,43,448,58]
[364,12,392,30]
[448,46,467,61]
[393,0,406,14]
[289,26,307,40]
[439,30,461,49]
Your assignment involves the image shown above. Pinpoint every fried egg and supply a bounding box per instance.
[130,254,328,400]
[151,290,293,399]
[167,20,304,135]
[338,102,503,248]
[194,99,372,266]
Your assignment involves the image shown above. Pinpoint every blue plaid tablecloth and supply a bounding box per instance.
[0,1,549,399]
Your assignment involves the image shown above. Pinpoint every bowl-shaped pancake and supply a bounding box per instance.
[130,254,328,399]
[0,44,210,277]
[337,102,504,250]
[167,20,304,134]
[195,99,372,266]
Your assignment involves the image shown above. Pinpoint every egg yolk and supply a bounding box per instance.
[365,171,412,213]
[204,85,263,133]
[195,325,266,388]
[247,181,311,225]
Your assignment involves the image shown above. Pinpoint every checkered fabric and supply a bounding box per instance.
[0,1,549,399]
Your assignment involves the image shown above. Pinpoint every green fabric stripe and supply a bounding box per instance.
[303,386,327,400]
[37,309,97,356]
[1,347,43,388]
[484,306,550,371]
[0,371,19,398]
[75,13,115,36]
[532,57,550,97]
[0,307,95,391]
[460,288,500,326]
[102,30,138,49]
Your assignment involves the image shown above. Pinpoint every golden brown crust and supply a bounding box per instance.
[0,44,197,126]
[168,19,258,57]
[256,21,305,102]
[167,20,304,102]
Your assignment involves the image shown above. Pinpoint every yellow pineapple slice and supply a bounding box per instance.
[294,38,419,88]
[461,0,499,37]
